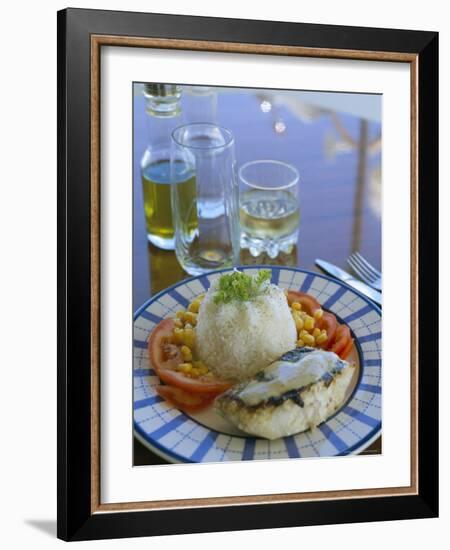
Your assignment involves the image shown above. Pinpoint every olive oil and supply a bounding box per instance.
[139,83,184,250]
[141,160,197,249]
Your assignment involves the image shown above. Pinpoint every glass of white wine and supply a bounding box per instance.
[239,160,300,258]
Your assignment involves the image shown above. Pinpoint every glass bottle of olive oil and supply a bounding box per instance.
[140,84,196,250]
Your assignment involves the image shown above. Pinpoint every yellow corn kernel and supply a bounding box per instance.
[181,345,192,361]
[304,316,315,331]
[302,333,315,346]
[178,362,193,373]
[173,327,184,345]
[314,308,324,320]
[291,301,302,311]
[294,316,304,331]
[316,332,328,345]
[182,328,196,348]
[188,300,201,313]
[312,327,321,338]
[296,338,305,347]
[184,311,198,326]
[193,361,209,375]
[190,367,201,378]
[176,310,185,319]
[174,318,183,328]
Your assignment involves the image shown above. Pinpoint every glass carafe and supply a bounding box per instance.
[140,84,184,250]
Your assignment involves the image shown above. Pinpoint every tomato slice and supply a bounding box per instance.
[286,291,351,358]
[340,338,354,360]
[148,318,182,372]
[331,324,351,357]
[148,318,233,395]
[156,385,215,412]
[157,369,233,395]
[317,312,338,348]
[287,291,321,315]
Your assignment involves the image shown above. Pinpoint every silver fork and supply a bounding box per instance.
[347,252,382,291]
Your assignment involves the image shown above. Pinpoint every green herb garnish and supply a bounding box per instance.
[213,269,271,304]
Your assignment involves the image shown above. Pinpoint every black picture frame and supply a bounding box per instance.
[57,7,438,541]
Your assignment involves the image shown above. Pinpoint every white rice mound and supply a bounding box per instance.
[196,281,297,381]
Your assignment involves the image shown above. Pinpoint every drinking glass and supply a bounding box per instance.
[239,160,300,258]
[170,123,240,275]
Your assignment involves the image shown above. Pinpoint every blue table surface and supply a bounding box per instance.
[133,87,381,311]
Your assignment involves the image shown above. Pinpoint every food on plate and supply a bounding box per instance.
[147,268,355,420]
[286,289,353,358]
[215,347,355,439]
[196,270,297,381]
[148,317,233,397]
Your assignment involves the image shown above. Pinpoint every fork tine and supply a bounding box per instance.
[348,254,376,283]
[354,252,381,278]
[347,256,372,285]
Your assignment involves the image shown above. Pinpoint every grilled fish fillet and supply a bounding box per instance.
[215,348,355,440]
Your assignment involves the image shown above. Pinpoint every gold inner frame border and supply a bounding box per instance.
[89,35,419,514]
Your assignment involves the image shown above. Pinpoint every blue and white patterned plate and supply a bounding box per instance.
[134,266,382,463]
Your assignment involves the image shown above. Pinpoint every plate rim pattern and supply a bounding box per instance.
[133,266,382,463]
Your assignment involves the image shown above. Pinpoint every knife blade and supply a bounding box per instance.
[315,258,382,306]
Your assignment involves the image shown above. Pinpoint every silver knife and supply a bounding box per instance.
[315,258,382,307]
